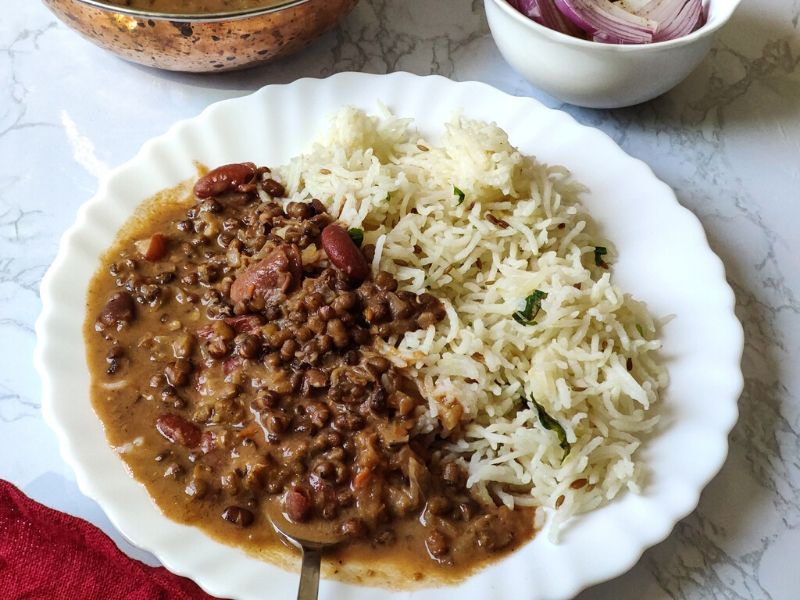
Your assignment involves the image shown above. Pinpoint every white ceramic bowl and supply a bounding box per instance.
[484,0,741,108]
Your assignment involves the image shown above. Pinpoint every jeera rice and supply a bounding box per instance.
[275,107,667,539]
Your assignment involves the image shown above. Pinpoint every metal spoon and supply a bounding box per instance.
[266,503,343,600]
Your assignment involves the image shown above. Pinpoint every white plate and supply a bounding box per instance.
[35,72,743,600]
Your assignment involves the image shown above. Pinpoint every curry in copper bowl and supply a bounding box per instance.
[43,0,358,72]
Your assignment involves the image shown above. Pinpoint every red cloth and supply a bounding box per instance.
[0,480,220,600]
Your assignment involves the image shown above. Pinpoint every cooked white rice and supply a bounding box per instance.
[277,107,667,539]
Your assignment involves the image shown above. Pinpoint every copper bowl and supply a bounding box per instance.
[43,0,359,72]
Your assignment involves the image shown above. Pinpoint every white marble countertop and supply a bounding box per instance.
[2,0,799,598]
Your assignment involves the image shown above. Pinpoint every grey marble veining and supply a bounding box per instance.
[1,0,799,598]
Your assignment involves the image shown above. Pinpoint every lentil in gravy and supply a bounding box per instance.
[85,163,536,587]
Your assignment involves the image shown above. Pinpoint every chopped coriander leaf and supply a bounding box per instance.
[594,246,609,268]
[512,290,548,326]
[635,323,644,336]
[454,186,466,205]
[512,312,530,326]
[347,228,364,247]
[530,397,571,460]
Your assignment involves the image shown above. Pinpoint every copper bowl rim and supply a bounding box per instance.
[71,0,312,22]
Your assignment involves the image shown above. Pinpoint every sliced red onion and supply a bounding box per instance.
[508,0,541,19]
[509,0,589,37]
[617,0,651,12]
[507,0,705,44]
[592,32,637,43]
[538,0,589,37]
[639,0,704,41]
[554,0,657,43]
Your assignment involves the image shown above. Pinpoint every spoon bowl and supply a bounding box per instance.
[265,500,344,600]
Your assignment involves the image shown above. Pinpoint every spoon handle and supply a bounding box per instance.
[297,546,322,600]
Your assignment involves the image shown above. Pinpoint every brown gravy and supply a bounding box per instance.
[84,165,536,588]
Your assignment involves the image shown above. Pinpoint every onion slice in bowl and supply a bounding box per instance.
[553,0,657,43]
[508,0,541,18]
[640,0,705,40]
[538,0,590,37]
[509,0,589,37]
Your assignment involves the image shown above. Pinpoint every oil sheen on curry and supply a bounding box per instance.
[85,162,536,586]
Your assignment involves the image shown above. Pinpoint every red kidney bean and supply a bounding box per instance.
[156,413,201,448]
[193,163,257,199]
[321,224,370,283]
[284,488,312,522]
[142,233,168,261]
[97,291,135,328]
[230,244,302,303]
